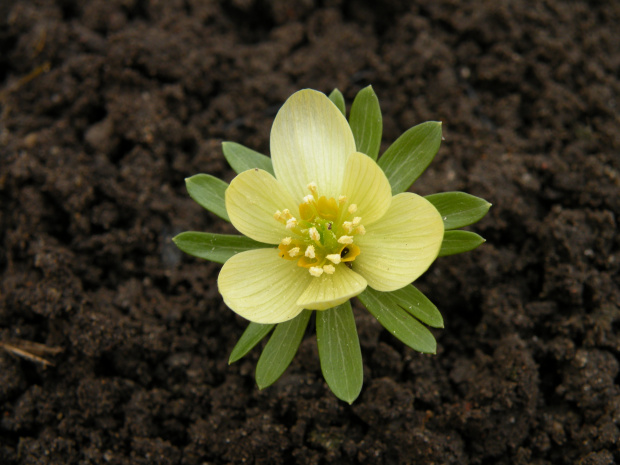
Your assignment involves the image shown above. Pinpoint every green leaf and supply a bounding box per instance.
[425,192,492,230]
[185,174,230,222]
[222,141,275,176]
[316,302,363,404]
[255,310,312,389]
[378,121,443,195]
[358,288,437,354]
[349,85,382,160]
[172,232,273,264]
[438,230,486,257]
[328,88,346,117]
[388,285,443,328]
[229,322,275,364]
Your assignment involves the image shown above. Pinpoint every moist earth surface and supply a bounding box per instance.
[1,1,619,464]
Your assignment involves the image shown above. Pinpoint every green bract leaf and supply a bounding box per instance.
[349,85,382,160]
[438,230,486,257]
[388,285,444,328]
[358,288,437,354]
[172,232,273,264]
[316,302,363,404]
[328,88,346,117]
[378,121,443,195]
[255,310,312,389]
[425,192,492,230]
[229,322,275,364]
[185,174,230,222]
[222,141,275,176]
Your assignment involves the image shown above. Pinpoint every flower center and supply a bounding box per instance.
[274,182,365,277]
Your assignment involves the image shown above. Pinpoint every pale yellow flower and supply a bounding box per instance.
[218,90,444,323]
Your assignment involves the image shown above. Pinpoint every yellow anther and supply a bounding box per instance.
[326,254,341,264]
[338,235,354,244]
[286,217,297,229]
[352,217,361,227]
[282,209,292,219]
[348,204,357,214]
[281,237,292,245]
[338,195,347,204]
[323,265,335,274]
[342,221,353,233]
[355,225,366,235]
[309,266,324,277]
[309,227,320,242]
[288,247,300,257]
[305,245,315,258]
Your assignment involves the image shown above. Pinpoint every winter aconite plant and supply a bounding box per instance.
[173,87,491,403]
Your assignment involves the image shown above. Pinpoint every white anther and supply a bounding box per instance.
[305,245,315,258]
[309,266,324,277]
[282,209,292,219]
[281,237,292,245]
[338,235,354,244]
[303,195,315,204]
[342,221,354,233]
[309,227,320,242]
[274,210,283,220]
[348,204,357,214]
[326,254,341,264]
[288,247,300,257]
[338,195,347,204]
[323,265,335,274]
[286,217,297,229]
[307,182,318,196]
[352,217,361,226]
[355,225,366,235]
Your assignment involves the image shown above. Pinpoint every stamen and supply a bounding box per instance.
[338,195,347,204]
[303,195,314,204]
[338,235,354,244]
[355,225,366,235]
[348,204,357,214]
[286,217,297,229]
[307,182,318,197]
[305,245,315,258]
[352,217,361,227]
[323,265,335,274]
[342,221,354,233]
[281,237,292,245]
[309,266,324,277]
[309,227,320,242]
[326,254,341,264]
[274,211,285,223]
[288,247,300,257]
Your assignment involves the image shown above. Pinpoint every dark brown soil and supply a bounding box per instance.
[1,1,619,464]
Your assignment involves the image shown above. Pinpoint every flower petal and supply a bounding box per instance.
[296,265,367,310]
[270,89,356,201]
[340,152,392,225]
[218,248,313,324]
[353,193,444,291]
[225,168,298,244]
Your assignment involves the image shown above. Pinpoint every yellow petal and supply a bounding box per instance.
[340,152,392,226]
[270,89,356,201]
[353,193,444,291]
[225,168,298,245]
[218,248,313,324]
[296,265,367,310]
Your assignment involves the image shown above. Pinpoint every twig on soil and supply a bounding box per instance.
[0,339,63,367]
